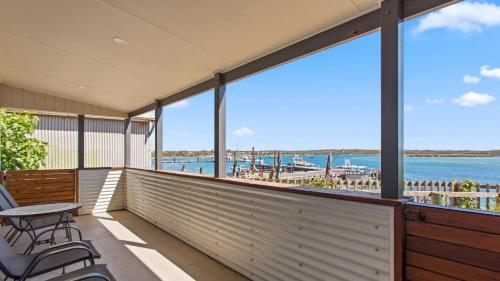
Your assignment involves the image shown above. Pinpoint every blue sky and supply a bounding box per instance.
[163,0,500,151]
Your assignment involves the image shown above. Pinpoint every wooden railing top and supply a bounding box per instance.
[126,167,408,207]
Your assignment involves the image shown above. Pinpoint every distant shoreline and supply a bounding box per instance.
[162,149,500,158]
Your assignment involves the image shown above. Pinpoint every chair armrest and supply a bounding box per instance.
[21,245,95,281]
[35,225,83,243]
[25,226,83,254]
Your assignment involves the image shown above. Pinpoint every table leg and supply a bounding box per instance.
[49,212,66,246]
[17,217,36,249]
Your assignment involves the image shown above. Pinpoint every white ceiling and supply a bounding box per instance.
[0,0,379,113]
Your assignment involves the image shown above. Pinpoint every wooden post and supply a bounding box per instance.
[496,185,500,211]
[275,152,282,180]
[486,184,491,210]
[154,100,163,170]
[124,118,131,167]
[476,183,481,210]
[214,73,226,178]
[453,182,459,207]
[381,0,404,199]
[77,115,85,169]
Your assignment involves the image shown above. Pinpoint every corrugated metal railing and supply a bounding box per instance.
[125,169,395,281]
[78,168,125,215]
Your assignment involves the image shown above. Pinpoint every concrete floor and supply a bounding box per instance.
[1,210,249,281]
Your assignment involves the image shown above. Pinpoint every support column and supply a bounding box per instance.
[154,100,163,170]
[381,0,404,199]
[77,114,85,169]
[214,73,226,178]
[124,118,131,167]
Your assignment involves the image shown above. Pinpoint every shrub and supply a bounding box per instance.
[0,110,48,170]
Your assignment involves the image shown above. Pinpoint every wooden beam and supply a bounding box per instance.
[154,100,163,170]
[224,10,379,84]
[160,79,214,107]
[128,103,155,118]
[124,118,131,167]
[127,0,457,117]
[214,73,226,178]
[77,115,85,169]
[403,0,461,20]
[381,0,404,199]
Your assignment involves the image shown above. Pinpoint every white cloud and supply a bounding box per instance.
[404,105,414,112]
[233,127,255,137]
[480,65,500,79]
[452,91,495,107]
[426,98,446,104]
[166,100,189,108]
[463,75,481,84]
[414,2,500,33]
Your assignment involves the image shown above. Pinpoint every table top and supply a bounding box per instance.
[0,203,81,218]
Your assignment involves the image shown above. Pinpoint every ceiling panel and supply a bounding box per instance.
[0,0,379,112]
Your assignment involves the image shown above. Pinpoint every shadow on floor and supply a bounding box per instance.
[1,210,249,281]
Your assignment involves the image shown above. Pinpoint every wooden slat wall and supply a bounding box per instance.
[404,203,500,281]
[5,169,76,206]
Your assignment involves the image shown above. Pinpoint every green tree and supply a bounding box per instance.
[0,110,48,170]
[456,179,479,210]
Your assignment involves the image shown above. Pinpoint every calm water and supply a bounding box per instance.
[162,154,500,184]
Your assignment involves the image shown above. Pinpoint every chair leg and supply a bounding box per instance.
[10,231,23,246]
[4,226,13,238]
[63,222,71,242]
[6,229,18,243]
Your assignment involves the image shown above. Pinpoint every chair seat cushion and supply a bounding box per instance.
[0,235,34,278]
[46,264,116,281]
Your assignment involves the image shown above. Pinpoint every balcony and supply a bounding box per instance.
[1,209,248,281]
[1,0,500,280]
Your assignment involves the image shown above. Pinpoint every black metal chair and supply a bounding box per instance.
[0,185,75,246]
[46,264,115,281]
[0,235,96,281]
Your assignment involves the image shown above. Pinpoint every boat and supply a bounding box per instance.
[237,155,252,162]
[337,159,368,170]
[337,159,373,180]
[289,155,318,168]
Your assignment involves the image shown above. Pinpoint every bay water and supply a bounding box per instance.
[162,154,500,184]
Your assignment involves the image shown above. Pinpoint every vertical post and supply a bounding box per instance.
[214,72,226,178]
[124,118,131,167]
[381,0,404,199]
[154,100,163,170]
[77,115,85,169]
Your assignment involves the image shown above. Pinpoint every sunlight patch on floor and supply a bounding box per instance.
[92,212,114,219]
[126,245,197,281]
[97,217,146,244]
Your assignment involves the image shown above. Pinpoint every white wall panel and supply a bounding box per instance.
[34,114,78,169]
[84,118,124,167]
[125,169,395,281]
[79,169,125,215]
[130,120,153,169]
[0,84,127,117]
